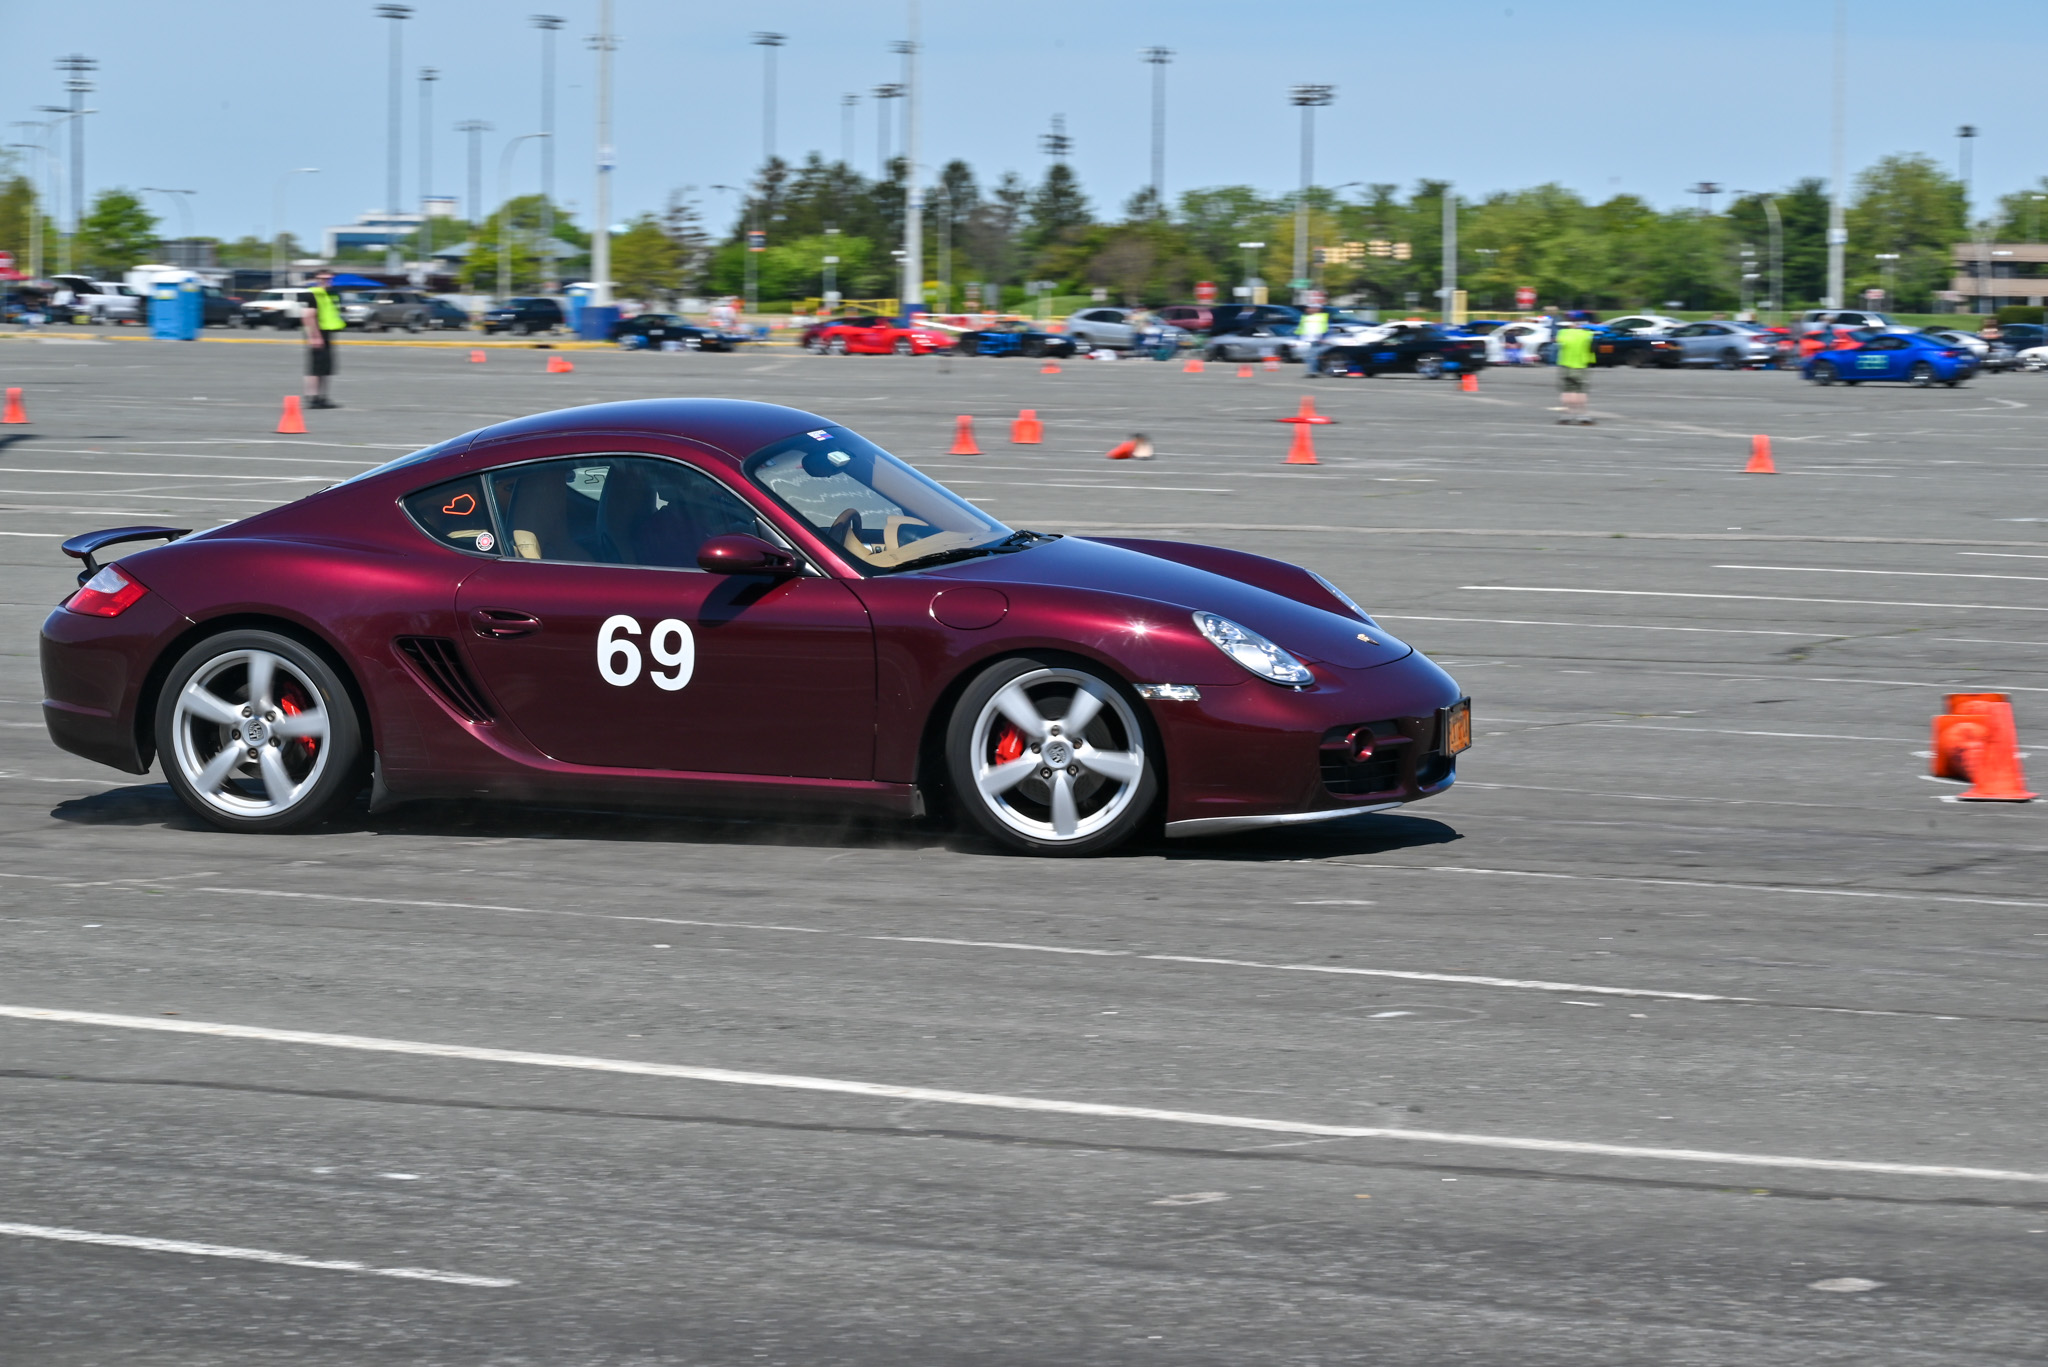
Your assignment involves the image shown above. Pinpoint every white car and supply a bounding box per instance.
[1793,308,1896,337]
[50,276,143,325]
[2015,344,2048,372]
[1485,319,1554,364]
[1600,313,1686,335]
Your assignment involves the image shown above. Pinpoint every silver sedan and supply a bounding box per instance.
[1665,321,1777,368]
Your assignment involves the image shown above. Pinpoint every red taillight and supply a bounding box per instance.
[66,564,148,617]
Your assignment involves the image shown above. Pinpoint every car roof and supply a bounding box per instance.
[462,398,833,467]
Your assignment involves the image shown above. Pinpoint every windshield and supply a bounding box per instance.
[745,427,1011,573]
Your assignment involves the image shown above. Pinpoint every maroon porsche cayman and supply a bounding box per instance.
[40,399,1468,855]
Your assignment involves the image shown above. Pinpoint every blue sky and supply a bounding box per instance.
[8,1,2046,243]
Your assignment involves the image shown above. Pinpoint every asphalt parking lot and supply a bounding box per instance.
[2,331,2044,1365]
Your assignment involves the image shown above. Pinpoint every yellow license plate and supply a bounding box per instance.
[1443,699,1472,755]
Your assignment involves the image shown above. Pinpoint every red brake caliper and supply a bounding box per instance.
[278,693,317,761]
[993,723,1024,765]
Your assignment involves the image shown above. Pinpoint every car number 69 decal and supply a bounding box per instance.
[598,614,694,691]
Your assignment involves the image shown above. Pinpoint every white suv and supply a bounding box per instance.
[50,276,143,325]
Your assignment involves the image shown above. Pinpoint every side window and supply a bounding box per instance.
[403,475,500,555]
[488,456,776,570]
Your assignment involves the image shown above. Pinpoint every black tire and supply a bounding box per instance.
[944,654,1159,857]
[1415,352,1445,379]
[1628,348,1653,369]
[153,629,366,834]
[1205,344,1226,362]
[1716,348,1742,370]
[956,336,980,356]
[1021,339,1043,358]
[1072,333,1091,349]
[1813,361,1838,386]
[1910,361,1936,387]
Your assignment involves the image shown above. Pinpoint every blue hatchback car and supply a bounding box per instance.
[1804,330,1976,387]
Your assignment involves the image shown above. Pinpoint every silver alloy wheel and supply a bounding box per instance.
[1416,353,1444,378]
[169,648,333,819]
[969,667,1146,843]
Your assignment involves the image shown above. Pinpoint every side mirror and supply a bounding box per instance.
[698,532,798,576]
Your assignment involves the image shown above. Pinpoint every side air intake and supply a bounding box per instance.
[395,636,496,723]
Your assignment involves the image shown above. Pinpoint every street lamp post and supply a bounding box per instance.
[752,33,786,166]
[417,67,438,262]
[272,166,319,288]
[1143,47,1172,215]
[34,107,82,275]
[1826,0,1847,307]
[897,6,924,320]
[456,121,492,228]
[1441,186,1458,324]
[55,55,95,240]
[842,93,859,168]
[589,0,616,319]
[873,84,903,175]
[5,131,48,280]
[376,5,412,274]
[140,187,197,253]
[1238,241,1265,303]
[1874,252,1900,312]
[1734,190,1785,322]
[533,16,563,291]
[1289,84,1334,303]
[497,133,549,302]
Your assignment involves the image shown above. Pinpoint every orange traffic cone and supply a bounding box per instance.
[470,349,487,363]
[546,354,575,373]
[1745,434,1776,473]
[950,414,982,455]
[1263,355,1280,371]
[1011,408,1043,444]
[1279,396,1335,425]
[1283,425,1318,465]
[1182,356,1204,373]
[1236,364,1254,379]
[1459,372,1478,392]
[1040,361,1061,374]
[1934,694,2036,800]
[1,387,25,424]
[276,395,307,434]
[1106,434,1154,461]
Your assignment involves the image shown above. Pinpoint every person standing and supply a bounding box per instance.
[302,270,346,409]
[1555,319,1596,424]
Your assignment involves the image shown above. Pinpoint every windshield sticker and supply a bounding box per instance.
[808,429,830,440]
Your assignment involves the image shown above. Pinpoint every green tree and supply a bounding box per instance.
[1026,162,1091,254]
[1993,177,2048,243]
[1729,179,1829,310]
[1845,154,1965,309]
[459,195,583,293]
[75,188,158,275]
[612,214,682,301]
[0,174,40,268]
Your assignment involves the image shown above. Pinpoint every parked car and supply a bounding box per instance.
[480,297,566,335]
[197,285,244,327]
[1664,320,1777,368]
[1204,303,1304,336]
[808,318,950,355]
[954,320,1076,358]
[1589,329,1683,367]
[610,313,739,351]
[422,296,471,330]
[241,288,316,329]
[356,288,436,332]
[1484,319,1553,364]
[1156,305,1214,333]
[1793,308,1895,337]
[1993,322,2045,350]
[1064,307,1143,350]
[1203,322,1303,364]
[799,313,886,350]
[1804,330,1976,387]
[50,276,143,325]
[1599,313,1686,335]
[1308,322,1488,379]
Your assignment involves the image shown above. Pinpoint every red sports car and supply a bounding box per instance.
[805,318,952,356]
[40,399,1468,855]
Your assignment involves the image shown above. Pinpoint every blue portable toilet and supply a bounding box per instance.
[149,280,200,341]
[563,283,591,334]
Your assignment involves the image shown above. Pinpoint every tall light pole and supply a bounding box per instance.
[417,68,438,260]
[456,120,491,228]
[56,54,95,238]
[1238,241,1264,303]
[1956,124,1977,206]
[1689,181,1721,215]
[873,84,902,175]
[1736,190,1785,321]
[589,0,616,318]
[1441,186,1458,324]
[533,16,563,291]
[272,166,319,288]
[1143,48,1172,215]
[497,133,548,301]
[34,106,78,275]
[1290,84,1334,302]
[1826,0,1846,307]
[1874,252,1899,311]
[842,93,859,168]
[6,129,49,280]
[140,187,196,247]
[899,3,923,317]
[753,33,786,167]
[376,5,412,273]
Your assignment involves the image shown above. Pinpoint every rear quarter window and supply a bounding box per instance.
[402,475,500,555]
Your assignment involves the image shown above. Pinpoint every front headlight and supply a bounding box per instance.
[1309,571,1378,626]
[1192,611,1314,685]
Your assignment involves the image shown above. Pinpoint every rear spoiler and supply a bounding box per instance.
[60,525,191,584]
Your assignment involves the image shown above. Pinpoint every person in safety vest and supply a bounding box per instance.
[1555,318,1597,425]
[302,270,347,409]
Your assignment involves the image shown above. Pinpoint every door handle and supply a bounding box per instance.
[469,608,543,638]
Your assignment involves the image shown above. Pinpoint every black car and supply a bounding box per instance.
[1309,322,1488,379]
[198,285,244,328]
[358,288,437,332]
[422,297,471,330]
[954,320,1076,358]
[609,313,738,352]
[1204,303,1303,336]
[1588,329,1681,368]
[480,297,565,335]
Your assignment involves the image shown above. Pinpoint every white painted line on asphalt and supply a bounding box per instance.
[0,530,62,537]
[1462,586,2048,613]
[1137,954,1738,1001]
[192,886,830,935]
[0,467,331,483]
[0,1221,516,1288]
[1376,613,1815,638]
[1336,862,2048,913]
[1,1005,2038,1183]
[1717,564,2048,583]
[1936,637,2048,647]
[1960,552,2048,560]
[1642,668,2048,694]
[1575,723,1921,743]
[870,936,1129,956]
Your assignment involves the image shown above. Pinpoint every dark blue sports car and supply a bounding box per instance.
[955,321,1076,359]
[1804,330,1975,387]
